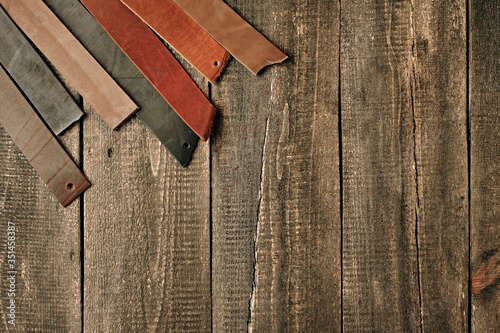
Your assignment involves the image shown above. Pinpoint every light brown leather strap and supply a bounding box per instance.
[172,0,287,74]
[120,0,230,83]
[0,65,90,207]
[80,0,216,141]
[174,0,287,74]
[0,0,138,130]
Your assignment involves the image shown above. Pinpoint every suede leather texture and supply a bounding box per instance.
[0,0,138,130]
[0,65,90,207]
[172,0,287,75]
[80,0,216,141]
[120,0,230,83]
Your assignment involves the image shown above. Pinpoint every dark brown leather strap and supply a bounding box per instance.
[172,0,287,74]
[0,0,138,130]
[0,6,83,135]
[119,0,230,83]
[0,65,90,207]
[80,0,216,141]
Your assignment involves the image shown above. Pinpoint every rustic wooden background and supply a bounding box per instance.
[0,0,499,331]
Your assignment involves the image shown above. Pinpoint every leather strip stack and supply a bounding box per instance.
[172,0,288,75]
[0,0,138,130]
[0,65,90,207]
[80,0,216,141]
[119,0,230,83]
[0,0,288,204]
[0,7,83,135]
[45,0,199,166]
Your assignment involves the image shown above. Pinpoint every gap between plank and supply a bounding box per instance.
[466,0,472,331]
[78,96,85,333]
[338,0,344,331]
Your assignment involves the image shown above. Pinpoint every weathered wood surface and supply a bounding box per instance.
[212,0,341,331]
[0,0,499,331]
[470,1,500,332]
[0,90,82,330]
[82,71,211,331]
[341,0,468,331]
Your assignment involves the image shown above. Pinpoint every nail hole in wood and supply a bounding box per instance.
[67,183,74,190]
[214,61,219,66]
[108,148,113,158]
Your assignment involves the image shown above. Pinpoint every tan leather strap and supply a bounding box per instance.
[172,0,287,74]
[80,0,216,141]
[120,0,230,83]
[0,0,138,130]
[0,6,83,135]
[0,65,90,207]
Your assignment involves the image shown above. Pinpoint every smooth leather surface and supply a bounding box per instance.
[0,65,90,207]
[0,7,83,135]
[172,0,288,75]
[0,0,138,130]
[80,0,216,141]
[44,0,199,167]
[120,0,230,83]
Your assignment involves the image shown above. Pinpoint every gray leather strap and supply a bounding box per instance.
[0,7,83,135]
[0,0,138,130]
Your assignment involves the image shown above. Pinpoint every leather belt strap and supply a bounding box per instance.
[0,65,90,207]
[0,0,138,130]
[0,7,83,135]
[79,0,216,141]
[44,0,199,166]
[172,0,287,75]
[119,0,230,83]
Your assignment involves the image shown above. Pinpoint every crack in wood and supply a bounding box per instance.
[247,115,270,333]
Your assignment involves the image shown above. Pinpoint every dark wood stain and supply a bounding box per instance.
[470,0,500,331]
[0,0,498,331]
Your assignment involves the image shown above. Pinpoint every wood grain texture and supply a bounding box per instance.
[211,0,341,331]
[341,0,468,331]
[0,99,82,330]
[470,0,500,331]
[83,84,211,331]
[411,0,469,331]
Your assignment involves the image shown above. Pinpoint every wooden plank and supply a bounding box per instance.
[82,87,211,330]
[340,0,468,331]
[0,108,81,329]
[411,0,469,330]
[470,1,500,331]
[211,0,341,331]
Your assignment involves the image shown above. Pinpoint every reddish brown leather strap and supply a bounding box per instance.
[172,0,287,75]
[119,0,230,83]
[0,65,90,207]
[0,0,138,130]
[80,0,216,141]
